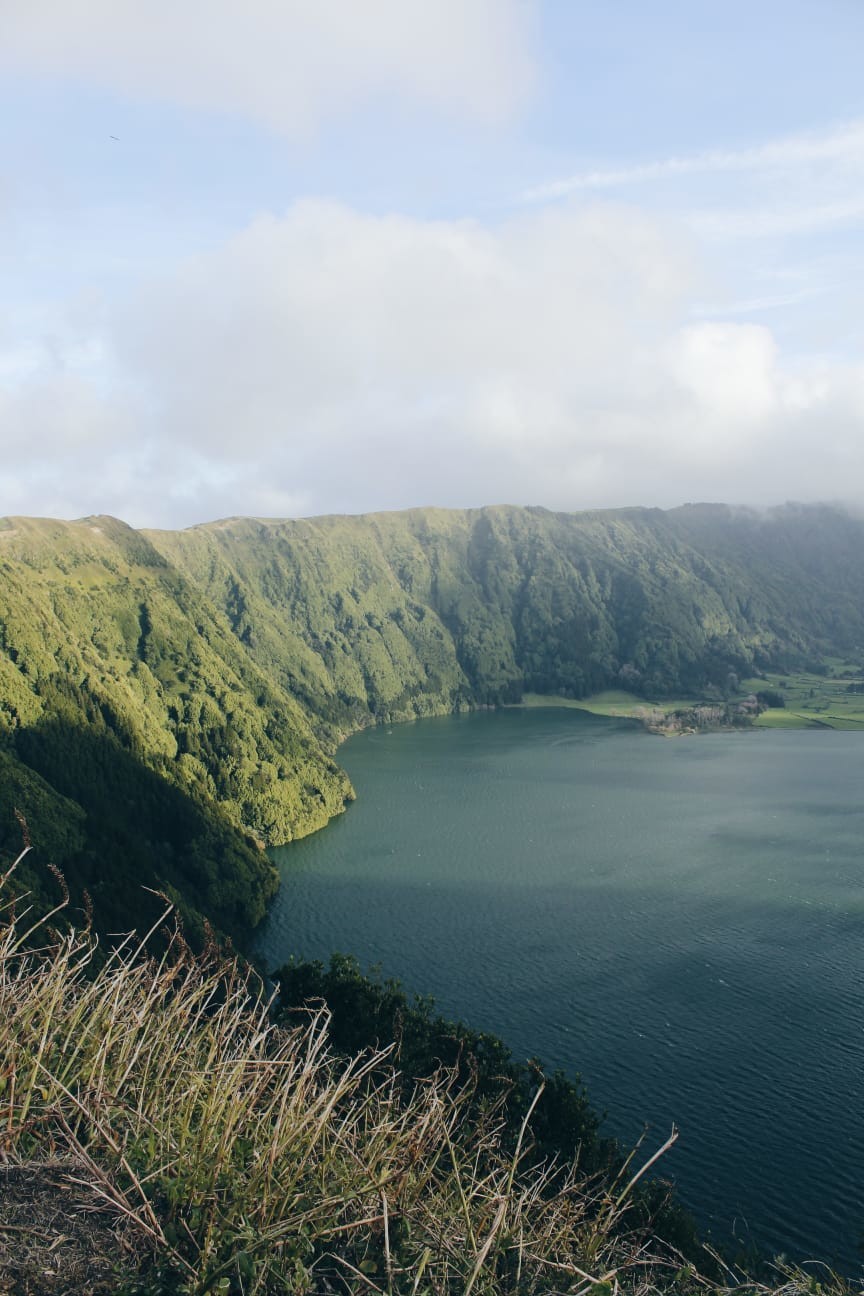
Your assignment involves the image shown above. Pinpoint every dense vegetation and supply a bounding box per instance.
[0,516,350,941]
[151,502,864,721]
[2,502,864,940]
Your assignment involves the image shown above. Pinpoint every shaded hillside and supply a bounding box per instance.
[1,502,863,939]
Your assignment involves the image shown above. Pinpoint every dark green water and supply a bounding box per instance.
[259,708,864,1270]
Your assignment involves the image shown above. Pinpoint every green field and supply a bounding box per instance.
[519,689,633,713]
[521,665,864,732]
[519,690,694,719]
[742,658,864,729]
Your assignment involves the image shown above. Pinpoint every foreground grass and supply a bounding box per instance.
[0,854,857,1295]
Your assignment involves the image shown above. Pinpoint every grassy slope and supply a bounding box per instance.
[3,873,854,1294]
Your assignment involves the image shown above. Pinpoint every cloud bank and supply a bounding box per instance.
[1,0,535,133]
[3,199,863,527]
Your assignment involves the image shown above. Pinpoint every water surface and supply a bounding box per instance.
[259,709,864,1269]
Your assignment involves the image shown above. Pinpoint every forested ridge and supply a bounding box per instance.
[1,500,863,941]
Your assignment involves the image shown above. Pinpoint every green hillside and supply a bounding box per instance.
[1,502,863,941]
[0,515,350,941]
[151,502,864,717]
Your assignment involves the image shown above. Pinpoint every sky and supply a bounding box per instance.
[2,0,864,528]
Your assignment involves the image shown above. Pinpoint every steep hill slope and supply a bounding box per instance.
[1,501,862,940]
[0,515,350,939]
[150,502,864,718]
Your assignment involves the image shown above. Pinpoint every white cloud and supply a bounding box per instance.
[523,119,864,202]
[1,0,536,133]
[666,324,780,429]
[688,195,864,241]
[689,288,823,318]
[3,198,864,527]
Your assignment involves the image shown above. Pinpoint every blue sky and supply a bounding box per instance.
[2,0,864,526]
